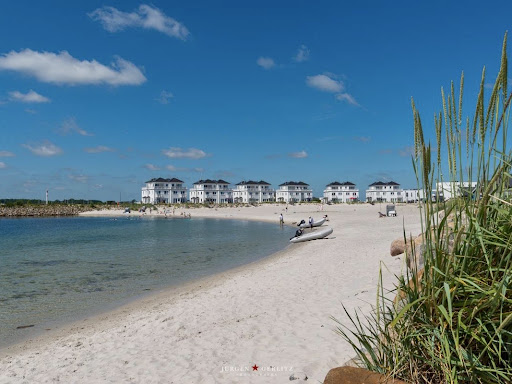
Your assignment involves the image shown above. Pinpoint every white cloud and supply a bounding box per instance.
[9,90,50,103]
[23,140,63,156]
[0,49,146,86]
[144,163,161,171]
[84,145,115,153]
[0,162,6,169]
[294,45,310,62]
[288,150,308,158]
[354,136,370,143]
[306,74,343,93]
[257,57,275,70]
[157,90,173,104]
[336,93,359,106]
[58,117,93,136]
[0,150,15,157]
[68,174,88,183]
[399,146,415,157]
[89,4,189,40]
[162,147,208,159]
[166,165,203,172]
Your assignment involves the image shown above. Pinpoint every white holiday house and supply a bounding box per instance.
[276,181,313,203]
[232,180,275,203]
[435,181,478,201]
[366,181,404,203]
[141,177,187,204]
[323,181,359,203]
[189,179,233,204]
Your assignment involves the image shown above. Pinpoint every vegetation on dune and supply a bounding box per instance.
[334,33,512,383]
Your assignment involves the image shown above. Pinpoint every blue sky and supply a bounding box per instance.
[1,1,511,201]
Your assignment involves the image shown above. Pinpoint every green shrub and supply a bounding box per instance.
[335,33,512,383]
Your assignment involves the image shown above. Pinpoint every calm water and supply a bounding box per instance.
[0,216,291,347]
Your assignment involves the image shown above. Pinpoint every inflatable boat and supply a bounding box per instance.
[290,227,333,243]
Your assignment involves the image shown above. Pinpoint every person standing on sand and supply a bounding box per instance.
[308,216,313,228]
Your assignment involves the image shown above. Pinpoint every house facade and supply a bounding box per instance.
[323,181,359,203]
[189,179,233,204]
[141,177,187,204]
[366,181,404,203]
[402,188,425,203]
[276,181,313,203]
[232,180,275,203]
[435,181,478,200]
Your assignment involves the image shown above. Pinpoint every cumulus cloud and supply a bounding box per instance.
[144,163,161,171]
[306,74,343,93]
[58,117,93,136]
[399,146,415,157]
[157,90,173,104]
[166,165,204,172]
[84,145,115,153]
[23,140,63,156]
[9,90,50,103]
[162,147,208,159]
[336,93,359,106]
[89,4,189,40]
[0,49,146,86]
[68,174,89,183]
[294,45,310,62]
[288,150,308,158]
[257,57,275,70]
[0,162,6,169]
[0,150,15,157]
[307,73,359,106]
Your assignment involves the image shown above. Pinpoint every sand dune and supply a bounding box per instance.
[0,203,422,383]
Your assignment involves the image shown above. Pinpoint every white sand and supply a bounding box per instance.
[0,203,422,383]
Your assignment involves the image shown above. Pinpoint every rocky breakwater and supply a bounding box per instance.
[0,205,91,217]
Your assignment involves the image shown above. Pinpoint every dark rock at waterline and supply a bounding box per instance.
[16,324,35,329]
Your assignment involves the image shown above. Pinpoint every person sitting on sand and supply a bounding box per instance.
[291,228,303,239]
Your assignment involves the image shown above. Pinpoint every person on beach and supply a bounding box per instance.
[308,216,313,228]
[279,213,284,226]
[291,228,303,239]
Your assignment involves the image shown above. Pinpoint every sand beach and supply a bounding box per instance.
[0,203,422,383]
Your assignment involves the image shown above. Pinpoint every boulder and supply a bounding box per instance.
[324,367,407,384]
[390,239,405,256]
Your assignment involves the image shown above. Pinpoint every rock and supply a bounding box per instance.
[390,238,405,256]
[16,324,34,329]
[324,367,407,384]
[394,268,425,307]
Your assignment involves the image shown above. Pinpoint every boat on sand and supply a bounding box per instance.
[299,217,327,228]
[290,227,333,243]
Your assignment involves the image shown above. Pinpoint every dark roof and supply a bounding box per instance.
[279,181,309,187]
[369,181,400,186]
[236,180,272,186]
[145,177,184,183]
[193,179,230,185]
[326,181,356,186]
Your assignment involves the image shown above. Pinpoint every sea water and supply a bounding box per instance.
[0,216,291,347]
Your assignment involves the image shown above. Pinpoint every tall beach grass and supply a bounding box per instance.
[334,33,512,383]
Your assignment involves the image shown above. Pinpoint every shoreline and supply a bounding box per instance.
[0,215,293,351]
[0,203,422,383]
